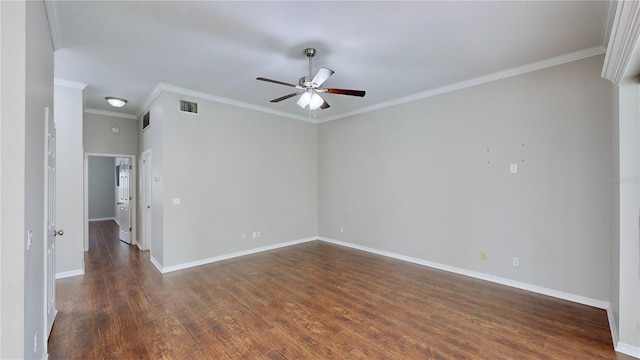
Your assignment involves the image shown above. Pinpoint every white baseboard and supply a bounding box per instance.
[318,237,609,310]
[158,237,317,274]
[616,342,640,358]
[135,241,146,251]
[607,305,620,349]
[88,217,116,222]
[55,269,84,279]
[149,255,163,273]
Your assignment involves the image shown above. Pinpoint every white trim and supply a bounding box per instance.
[44,1,61,50]
[84,108,136,120]
[55,269,84,279]
[53,78,87,90]
[138,83,315,123]
[605,306,638,359]
[88,217,116,222]
[137,84,164,119]
[602,0,640,84]
[603,0,617,49]
[615,342,640,358]
[157,237,317,274]
[319,46,606,123]
[318,237,609,310]
[149,255,163,273]
[608,305,620,351]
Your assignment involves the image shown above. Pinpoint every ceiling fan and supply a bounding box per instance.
[257,48,365,110]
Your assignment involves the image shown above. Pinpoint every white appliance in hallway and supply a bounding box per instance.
[116,158,132,244]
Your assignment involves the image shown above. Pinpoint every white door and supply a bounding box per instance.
[44,107,59,336]
[117,159,132,244]
[140,151,152,250]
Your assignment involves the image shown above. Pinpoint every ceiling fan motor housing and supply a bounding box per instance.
[299,76,314,88]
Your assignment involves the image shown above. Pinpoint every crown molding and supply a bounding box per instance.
[320,46,606,123]
[44,0,62,50]
[603,1,617,49]
[137,46,607,125]
[54,78,87,90]
[138,83,312,123]
[602,0,640,85]
[136,83,165,118]
[84,108,137,120]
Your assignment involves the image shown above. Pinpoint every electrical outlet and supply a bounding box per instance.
[339,226,344,233]
[512,257,520,267]
[480,251,487,260]
[252,232,256,239]
[257,231,261,238]
[241,233,246,240]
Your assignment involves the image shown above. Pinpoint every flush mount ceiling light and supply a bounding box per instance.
[105,97,127,108]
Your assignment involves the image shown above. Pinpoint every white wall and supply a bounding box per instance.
[54,83,85,277]
[88,156,116,220]
[143,92,318,268]
[84,112,137,155]
[0,1,53,358]
[319,55,613,302]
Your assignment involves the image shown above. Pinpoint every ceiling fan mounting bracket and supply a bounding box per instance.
[304,48,316,58]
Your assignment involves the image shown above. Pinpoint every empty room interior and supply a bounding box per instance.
[2,1,640,359]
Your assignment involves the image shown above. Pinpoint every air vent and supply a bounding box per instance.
[180,100,198,114]
[142,111,150,130]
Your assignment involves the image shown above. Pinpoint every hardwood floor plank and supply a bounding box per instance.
[48,221,633,359]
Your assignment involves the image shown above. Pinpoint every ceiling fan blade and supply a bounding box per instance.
[320,100,330,109]
[325,88,366,97]
[256,77,297,87]
[270,92,303,103]
[311,67,334,87]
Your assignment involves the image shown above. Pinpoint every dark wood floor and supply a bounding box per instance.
[48,220,633,359]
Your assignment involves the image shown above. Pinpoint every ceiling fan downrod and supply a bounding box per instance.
[301,48,316,87]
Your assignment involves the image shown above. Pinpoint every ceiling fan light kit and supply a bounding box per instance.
[257,48,365,111]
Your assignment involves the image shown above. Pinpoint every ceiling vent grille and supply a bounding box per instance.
[180,100,198,114]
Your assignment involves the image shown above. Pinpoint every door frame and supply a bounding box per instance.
[84,152,137,251]
[139,149,152,252]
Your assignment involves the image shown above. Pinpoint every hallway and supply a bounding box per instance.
[48,220,158,358]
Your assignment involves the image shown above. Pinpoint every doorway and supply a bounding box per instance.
[84,153,136,251]
[140,150,152,252]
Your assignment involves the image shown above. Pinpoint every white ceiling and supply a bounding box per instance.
[48,1,612,121]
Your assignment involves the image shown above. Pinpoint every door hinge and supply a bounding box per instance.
[129,227,132,232]
[129,196,132,200]
[129,165,132,170]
